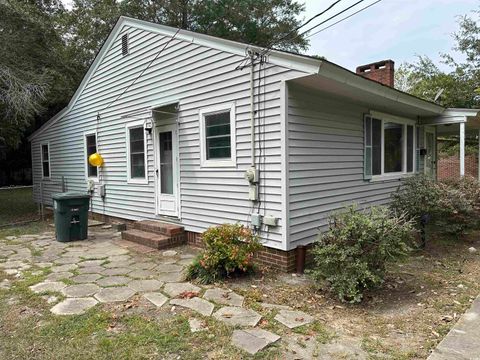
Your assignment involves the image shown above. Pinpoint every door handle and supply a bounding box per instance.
[155,169,159,176]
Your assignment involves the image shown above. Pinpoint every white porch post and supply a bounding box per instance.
[460,122,465,177]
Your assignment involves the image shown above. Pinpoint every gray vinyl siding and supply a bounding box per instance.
[286,84,410,248]
[31,24,307,250]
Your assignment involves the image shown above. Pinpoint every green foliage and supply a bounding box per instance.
[309,206,414,303]
[186,223,261,284]
[395,8,480,108]
[390,175,476,237]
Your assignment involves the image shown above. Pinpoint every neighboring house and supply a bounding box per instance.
[29,17,480,271]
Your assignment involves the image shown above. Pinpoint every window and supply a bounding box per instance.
[199,103,236,167]
[85,133,97,178]
[364,114,415,179]
[121,33,129,56]
[41,143,50,178]
[126,121,147,183]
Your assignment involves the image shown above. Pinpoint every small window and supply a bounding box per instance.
[85,133,97,178]
[364,114,416,179]
[41,143,50,178]
[126,122,147,183]
[121,33,129,56]
[199,104,236,167]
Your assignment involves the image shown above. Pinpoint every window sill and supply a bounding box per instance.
[127,178,149,185]
[370,173,415,182]
[201,159,236,168]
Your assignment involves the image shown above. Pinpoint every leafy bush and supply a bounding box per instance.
[390,175,440,225]
[185,223,261,284]
[441,175,480,209]
[309,206,414,303]
[390,175,475,237]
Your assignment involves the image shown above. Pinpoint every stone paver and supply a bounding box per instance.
[72,273,102,283]
[274,309,314,329]
[189,318,207,333]
[428,295,480,360]
[162,250,177,257]
[156,264,183,273]
[203,288,244,307]
[51,264,78,272]
[94,287,136,303]
[96,276,131,287]
[213,306,262,327]
[143,292,168,307]
[128,269,155,278]
[79,260,104,267]
[50,297,98,315]
[77,266,105,274]
[101,267,132,276]
[128,279,163,292]
[232,329,280,355]
[156,272,184,283]
[163,282,201,298]
[45,272,74,282]
[62,284,101,297]
[30,281,66,294]
[170,297,214,316]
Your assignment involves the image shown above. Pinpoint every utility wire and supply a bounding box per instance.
[305,0,383,39]
[259,0,343,55]
[101,28,181,114]
[297,0,366,39]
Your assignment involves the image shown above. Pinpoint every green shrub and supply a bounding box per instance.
[390,175,475,237]
[390,175,440,225]
[309,206,414,303]
[185,223,261,284]
[441,175,480,209]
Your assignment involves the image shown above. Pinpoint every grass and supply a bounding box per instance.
[0,187,39,225]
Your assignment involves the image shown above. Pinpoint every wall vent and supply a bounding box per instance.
[121,33,129,56]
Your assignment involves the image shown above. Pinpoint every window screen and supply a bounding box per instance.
[129,127,145,178]
[86,134,97,177]
[41,144,50,178]
[205,111,231,159]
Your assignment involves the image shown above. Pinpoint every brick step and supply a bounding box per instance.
[134,220,184,236]
[122,229,169,249]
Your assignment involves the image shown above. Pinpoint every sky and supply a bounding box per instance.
[61,0,478,71]
[302,0,478,71]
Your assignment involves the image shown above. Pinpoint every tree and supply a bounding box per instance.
[63,0,309,72]
[396,8,480,108]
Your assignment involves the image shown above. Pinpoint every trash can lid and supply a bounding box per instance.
[52,192,91,200]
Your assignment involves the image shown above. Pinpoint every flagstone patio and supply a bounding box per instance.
[0,226,316,356]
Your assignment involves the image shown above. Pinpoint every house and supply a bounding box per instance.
[29,16,480,271]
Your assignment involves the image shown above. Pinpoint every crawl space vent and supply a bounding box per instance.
[121,34,129,56]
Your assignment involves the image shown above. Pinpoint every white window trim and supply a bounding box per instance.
[199,103,237,168]
[369,112,417,182]
[126,120,148,184]
[40,142,51,180]
[84,130,99,182]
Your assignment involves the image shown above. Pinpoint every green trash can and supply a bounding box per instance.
[52,192,91,242]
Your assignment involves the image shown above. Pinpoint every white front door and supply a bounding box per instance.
[155,125,179,217]
[425,128,436,178]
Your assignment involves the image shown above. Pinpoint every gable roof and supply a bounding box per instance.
[29,16,445,141]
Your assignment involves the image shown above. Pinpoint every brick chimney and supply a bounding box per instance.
[356,60,394,87]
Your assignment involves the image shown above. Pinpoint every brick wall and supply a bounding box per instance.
[437,154,478,180]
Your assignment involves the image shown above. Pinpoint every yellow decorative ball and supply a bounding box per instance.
[89,153,104,167]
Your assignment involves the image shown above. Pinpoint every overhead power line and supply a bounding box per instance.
[305,0,383,39]
[298,0,366,39]
[260,0,344,55]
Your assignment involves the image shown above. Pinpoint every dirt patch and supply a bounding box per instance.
[229,229,480,359]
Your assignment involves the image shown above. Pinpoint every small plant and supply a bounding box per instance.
[185,223,261,284]
[309,206,414,303]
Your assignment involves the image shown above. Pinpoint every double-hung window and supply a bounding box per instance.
[364,113,415,180]
[199,103,236,167]
[85,132,98,179]
[41,143,50,178]
[126,121,147,183]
